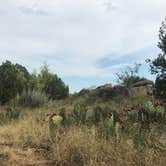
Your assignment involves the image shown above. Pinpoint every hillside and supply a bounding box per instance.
[0,80,166,166]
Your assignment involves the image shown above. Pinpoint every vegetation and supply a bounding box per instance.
[15,89,50,108]
[116,63,144,88]
[0,61,69,105]
[0,96,165,165]
[148,17,166,97]
[0,60,30,104]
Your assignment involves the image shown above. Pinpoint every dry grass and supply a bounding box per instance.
[0,97,165,166]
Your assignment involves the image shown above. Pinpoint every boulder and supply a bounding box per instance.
[95,85,130,100]
[78,89,91,96]
[132,79,153,87]
[96,84,112,90]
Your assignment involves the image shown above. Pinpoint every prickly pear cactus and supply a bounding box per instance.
[48,114,63,141]
[144,101,154,112]
[73,103,87,124]
[59,108,66,125]
[52,115,63,126]
[115,122,120,140]
[107,113,114,128]
[156,106,165,122]
[103,112,114,137]
[85,109,94,122]
[93,106,102,124]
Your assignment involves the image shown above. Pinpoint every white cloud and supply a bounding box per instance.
[0,0,165,80]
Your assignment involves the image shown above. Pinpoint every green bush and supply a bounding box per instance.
[16,89,50,108]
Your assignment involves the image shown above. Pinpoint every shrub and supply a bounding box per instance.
[116,63,143,88]
[16,89,50,108]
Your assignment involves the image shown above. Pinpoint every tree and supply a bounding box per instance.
[43,74,69,99]
[31,64,69,100]
[0,60,30,104]
[0,60,69,104]
[116,63,143,88]
[147,17,166,97]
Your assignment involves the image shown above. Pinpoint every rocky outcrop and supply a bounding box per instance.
[132,79,153,87]
[95,85,130,100]
[96,84,112,90]
[78,89,91,96]
[76,79,153,100]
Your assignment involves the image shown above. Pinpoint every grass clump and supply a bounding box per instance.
[15,89,50,108]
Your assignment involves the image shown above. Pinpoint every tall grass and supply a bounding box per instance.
[15,89,50,108]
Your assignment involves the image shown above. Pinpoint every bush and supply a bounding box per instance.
[154,74,166,98]
[116,63,143,88]
[16,89,50,107]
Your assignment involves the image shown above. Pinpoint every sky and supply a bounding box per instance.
[0,0,166,92]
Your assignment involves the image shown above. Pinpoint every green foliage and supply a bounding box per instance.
[0,61,69,104]
[147,17,166,97]
[48,114,63,141]
[85,109,94,122]
[59,108,68,126]
[116,63,143,88]
[154,75,166,97]
[138,101,165,124]
[43,74,69,100]
[16,89,50,108]
[73,103,87,124]
[103,112,123,139]
[0,60,30,104]
[156,106,165,123]
[92,106,102,124]
[32,64,69,100]
[133,133,147,149]
[52,115,63,126]
[5,106,20,121]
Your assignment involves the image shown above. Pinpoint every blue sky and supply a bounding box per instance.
[0,0,166,92]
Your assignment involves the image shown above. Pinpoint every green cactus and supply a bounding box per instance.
[144,101,155,112]
[52,115,63,126]
[139,101,166,124]
[59,108,66,126]
[115,122,120,140]
[144,101,155,122]
[85,109,94,123]
[48,115,63,141]
[101,106,111,120]
[93,106,102,124]
[103,113,120,138]
[156,106,165,122]
[73,103,87,124]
